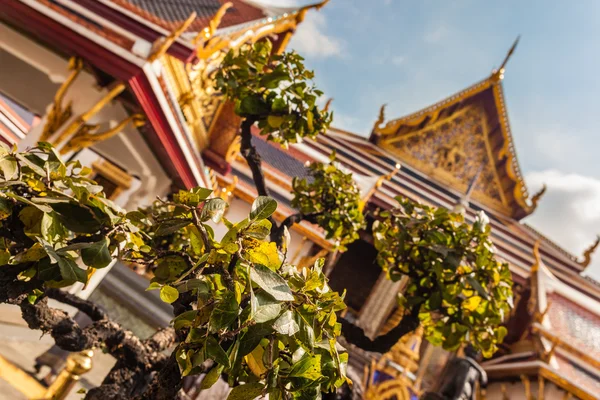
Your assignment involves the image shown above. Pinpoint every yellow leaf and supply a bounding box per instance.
[27,179,46,192]
[245,345,267,377]
[267,115,284,128]
[247,241,280,271]
[462,296,482,312]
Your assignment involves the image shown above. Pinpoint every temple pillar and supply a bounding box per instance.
[358,274,405,338]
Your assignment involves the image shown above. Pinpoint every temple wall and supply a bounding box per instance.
[1,23,171,209]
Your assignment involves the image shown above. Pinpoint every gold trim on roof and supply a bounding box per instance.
[372,40,532,217]
[377,104,512,214]
[162,3,329,151]
[579,235,600,269]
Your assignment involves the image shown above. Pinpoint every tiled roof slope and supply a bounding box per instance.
[109,0,266,32]
[305,129,600,298]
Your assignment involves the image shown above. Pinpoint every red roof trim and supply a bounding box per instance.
[129,74,197,189]
[72,0,196,62]
[1,0,140,81]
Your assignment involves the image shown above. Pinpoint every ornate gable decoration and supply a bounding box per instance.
[379,104,507,212]
[371,82,527,217]
[371,40,540,218]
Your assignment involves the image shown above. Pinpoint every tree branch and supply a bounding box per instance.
[272,212,321,248]
[240,117,268,196]
[339,306,420,353]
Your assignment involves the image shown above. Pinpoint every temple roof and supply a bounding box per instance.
[371,71,534,219]
[107,0,266,33]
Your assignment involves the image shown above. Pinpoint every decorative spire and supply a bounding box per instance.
[297,0,330,23]
[372,104,386,133]
[527,241,542,315]
[531,240,541,273]
[362,163,401,204]
[528,184,546,213]
[193,2,233,44]
[579,235,600,268]
[491,36,520,82]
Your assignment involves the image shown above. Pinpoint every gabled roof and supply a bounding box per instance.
[107,0,266,33]
[371,71,533,219]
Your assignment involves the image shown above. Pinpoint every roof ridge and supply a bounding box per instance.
[521,222,579,262]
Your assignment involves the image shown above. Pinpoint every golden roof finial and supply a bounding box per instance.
[149,12,197,61]
[528,184,546,213]
[322,98,333,113]
[579,235,600,268]
[531,240,541,273]
[372,104,387,133]
[194,2,233,44]
[297,0,330,23]
[491,36,520,82]
[362,163,400,205]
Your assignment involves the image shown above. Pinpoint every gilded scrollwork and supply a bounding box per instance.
[381,105,504,206]
[40,57,84,142]
[61,113,145,154]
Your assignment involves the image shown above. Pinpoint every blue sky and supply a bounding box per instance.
[258,0,600,278]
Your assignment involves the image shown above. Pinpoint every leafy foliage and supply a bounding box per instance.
[0,143,348,398]
[372,197,513,357]
[216,40,332,146]
[0,142,135,294]
[291,155,365,250]
[133,195,349,399]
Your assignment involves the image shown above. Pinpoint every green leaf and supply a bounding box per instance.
[251,291,282,323]
[173,188,212,206]
[200,198,228,223]
[155,219,192,236]
[160,285,180,303]
[466,276,490,300]
[176,278,209,294]
[250,264,294,301]
[273,310,299,336]
[13,243,47,264]
[146,281,161,291]
[201,364,224,389]
[0,156,18,180]
[57,256,87,283]
[0,197,12,220]
[226,382,265,400]
[50,202,102,233]
[249,196,277,221]
[19,206,43,232]
[244,219,272,240]
[206,336,230,367]
[239,96,269,116]
[81,237,112,269]
[237,323,273,359]
[7,193,52,213]
[172,310,198,330]
[209,291,238,331]
[0,249,10,265]
[41,213,68,242]
[289,354,321,380]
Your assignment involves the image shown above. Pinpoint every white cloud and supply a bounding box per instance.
[391,55,405,66]
[289,11,343,58]
[524,170,600,279]
[423,25,451,44]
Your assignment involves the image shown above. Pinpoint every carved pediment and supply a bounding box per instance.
[379,104,509,213]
